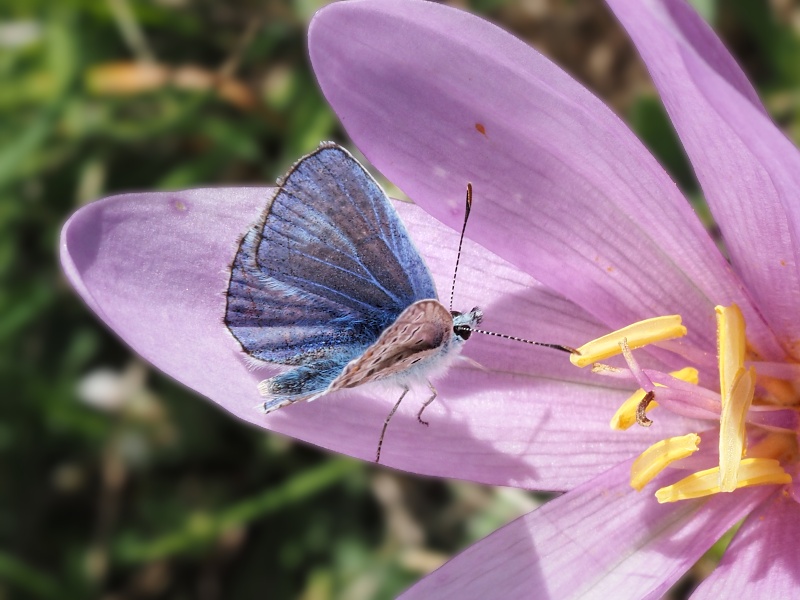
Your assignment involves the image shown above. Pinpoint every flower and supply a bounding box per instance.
[59,37,686,490]
[305,0,800,596]
[59,0,800,596]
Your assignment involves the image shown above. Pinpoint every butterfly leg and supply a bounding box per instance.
[376,386,410,463]
[416,381,438,427]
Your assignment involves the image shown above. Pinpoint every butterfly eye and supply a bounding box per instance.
[453,324,472,340]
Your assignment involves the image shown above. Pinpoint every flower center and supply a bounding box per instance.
[573,306,795,502]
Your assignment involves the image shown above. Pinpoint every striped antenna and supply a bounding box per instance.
[449,183,472,312]
[450,183,578,356]
[472,328,578,354]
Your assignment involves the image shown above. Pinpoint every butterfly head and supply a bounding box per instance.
[451,307,483,341]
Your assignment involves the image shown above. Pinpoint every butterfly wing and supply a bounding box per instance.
[258,144,436,318]
[225,143,438,399]
[226,226,366,366]
[257,300,455,411]
[327,299,454,392]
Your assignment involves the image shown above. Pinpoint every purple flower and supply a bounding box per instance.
[59,0,800,596]
[305,0,800,596]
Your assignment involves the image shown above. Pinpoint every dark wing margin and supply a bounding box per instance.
[225,143,437,368]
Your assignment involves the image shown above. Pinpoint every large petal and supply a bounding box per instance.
[606,0,799,359]
[402,459,774,599]
[61,188,696,488]
[309,0,778,364]
[691,489,799,598]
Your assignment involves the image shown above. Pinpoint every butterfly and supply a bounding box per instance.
[224,143,573,462]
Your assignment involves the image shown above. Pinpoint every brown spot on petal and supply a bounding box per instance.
[475,123,486,136]
[172,198,188,212]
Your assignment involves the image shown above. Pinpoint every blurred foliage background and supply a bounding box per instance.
[2,0,799,598]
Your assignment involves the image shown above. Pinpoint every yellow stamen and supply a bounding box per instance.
[716,305,745,398]
[719,367,755,491]
[591,363,622,375]
[630,434,701,491]
[655,458,791,503]
[667,366,700,386]
[570,316,686,368]
[610,367,699,430]
[715,305,754,492]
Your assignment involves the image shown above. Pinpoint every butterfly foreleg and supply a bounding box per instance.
[416,380,438,427]
[376,385,410,464]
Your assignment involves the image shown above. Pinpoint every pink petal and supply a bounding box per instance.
[691,489,796,598]
[402,459,774,599]
[606,0,797,359]
[61,188,695,488]
[399,200,621,382]
[309,0,775,364]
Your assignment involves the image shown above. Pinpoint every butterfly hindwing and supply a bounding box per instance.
[258,354,362,410]
[327,300,454,392]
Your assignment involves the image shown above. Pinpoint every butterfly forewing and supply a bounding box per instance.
[327,300,454,391]
[257,144,435,317]
[225,144,438,367]
[226,228,365,364]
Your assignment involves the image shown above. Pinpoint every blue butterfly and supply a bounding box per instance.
[224,143,483,461]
